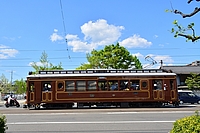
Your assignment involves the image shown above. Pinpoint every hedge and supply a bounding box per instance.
[170,110,200,133]
[0,114,8,133]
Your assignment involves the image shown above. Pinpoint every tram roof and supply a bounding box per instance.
[27,69,176,78]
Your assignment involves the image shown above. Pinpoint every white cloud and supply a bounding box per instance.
[132,52,144,58]
[159,44,164,47]
[66,34,79,40]
[0,54,8,59]
[65,19,124,52]
[0,44,9,49]
[54,29,58,32]
[0,49,18,57]
[68,40,96,52]
[3,36,17,41]
[154,35,158,38]
[81,19,124,45]
[50,29,63,42]
[153,55,173,64]
[0,46,18,59]
[120,34,152,48]
[51,19,152,52]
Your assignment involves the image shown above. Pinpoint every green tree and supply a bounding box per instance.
[167,1,200,42]
[13,79,26,94]
[76,63,93,70]
[31,51,63,73]
[0,74,10,93]
[76,43,142,70]
[185,73,200,90]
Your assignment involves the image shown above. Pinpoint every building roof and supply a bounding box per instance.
[162,66,200,74]
[187,60,200,66]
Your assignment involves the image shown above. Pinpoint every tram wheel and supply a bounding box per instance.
[174,102,179,107]
[35,104,41,109]
[67,104,73,108]
[155,102,163,107]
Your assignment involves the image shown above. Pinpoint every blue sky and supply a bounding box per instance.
[0,0,200,81]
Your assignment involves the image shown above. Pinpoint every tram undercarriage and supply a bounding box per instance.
[27,101,179,109]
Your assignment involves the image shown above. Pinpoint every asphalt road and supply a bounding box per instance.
[1,104,200,133]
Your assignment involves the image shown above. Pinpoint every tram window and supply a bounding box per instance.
[130,80,140,90]
[88,81,97,91]
[30,83,35,92]
[58,82,64,89]
[109,80,118,91]
[142,81,147,88]
[153,80,162,90]
[98,81,107,91]
[42,83,52,92]
[170,80,174,90]
[76,81,86,91]
[119,80,129,91]
[66,81,75,91]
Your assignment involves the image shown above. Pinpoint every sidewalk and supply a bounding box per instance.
[0,100,5,107]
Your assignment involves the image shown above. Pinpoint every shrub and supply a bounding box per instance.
[170,110,200,133]
[0,114,8,133]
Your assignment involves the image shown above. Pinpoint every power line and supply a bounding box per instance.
[0,46,199,52]
[0,62,197,68]
[0,54,200,61]
[59,0,71,60]
[7,47,200,51]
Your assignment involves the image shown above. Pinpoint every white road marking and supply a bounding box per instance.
[4,111,194,116]
[7,120,175,125]
[106,111,194,114]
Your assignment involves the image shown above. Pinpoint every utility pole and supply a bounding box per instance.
[160,60,163,69]
[10,70,13,85]
[10,70,14,94]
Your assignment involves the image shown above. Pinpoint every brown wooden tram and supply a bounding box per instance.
[26,69,179,109]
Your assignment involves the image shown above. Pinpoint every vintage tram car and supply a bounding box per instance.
[26,69,179,109]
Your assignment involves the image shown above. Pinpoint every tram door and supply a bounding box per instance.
[163,80,171,100]
[153,79,164,100]
[41,82,52,102]
[28,82,35,102]
[169,79,176,100]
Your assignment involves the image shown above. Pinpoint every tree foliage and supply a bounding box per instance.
[13,79,26,94]
[185,73,200,90]
[168,0,200,42]
[31,51,63,74]
[170,111,200,133]
[76,43,142,70]
[0,74,10,93]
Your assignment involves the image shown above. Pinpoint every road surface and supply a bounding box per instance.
[1,104,200,133]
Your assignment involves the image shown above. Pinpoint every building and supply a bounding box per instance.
[162,60,200,89]
[187,60,200,66]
